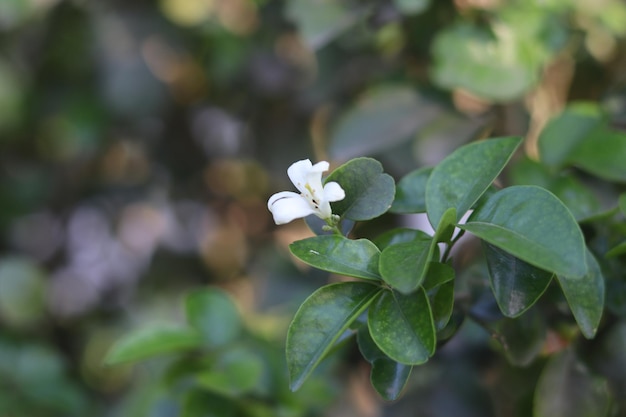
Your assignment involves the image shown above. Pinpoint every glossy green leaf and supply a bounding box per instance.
[198,346,264,396]
[390,167,432,214]
[491,309,546,366]
[534,349,611,417]
[428,281,454,331]
[329,87,439,160]
[422,261,455,291]
[290,235,381,280]
[185,288,241,348]
[431,23,546,101]
[325,157,395,221]
[556,251,605,339]
[538,102,604,168]
[569,127,626,182]
[485,244,554,317]
[426,136,522,228]
[379,237,432,294]
[357,327,412,401]
[619,193,626,215]
[368,288,436,365]
[460,185,587,279]
[287,282,381,390]
[373,227,431,251]
[104,324,201,365]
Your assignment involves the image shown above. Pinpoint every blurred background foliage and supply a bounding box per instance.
[0,0,625,416]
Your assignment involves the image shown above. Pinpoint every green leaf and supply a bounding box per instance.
[534,349,612,417]
[606,240,626,258]
[569,127,626,182]
[509,156,602,221]
[325,157,395,221]
[485,244,554,317]
[185,288,242,348]
[422,262,455,290]
[491,309,546,366]
[290,235,381,280]
[357,327,412,401]
[460,185,587,279]
[426,136,522,228]
[379,237,432,294]
[619,193,626,215]
[197,346,264,396]
[428,281,454,331]
[556,251,605,339]
[329,86,438,160]
[431,23,547,101]
[390,167,432,214]
[104,324,201,365]
[380,207,455,294]
[368,288,436,365]
[287,282,381,390]
[373,227,431,251]
[538,102,604,168]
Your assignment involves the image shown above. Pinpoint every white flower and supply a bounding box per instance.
[268,159,345,225]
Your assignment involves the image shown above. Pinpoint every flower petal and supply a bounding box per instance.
[323,181,345,202]
[287,159,313,193]
[267,191,316,225]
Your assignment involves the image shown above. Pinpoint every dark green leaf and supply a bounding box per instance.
[606,241,626,258]
[329,87,439,160]
[379,237,432,293]
[104,324,201,365]
[556,251,605,339]
[373,227,431,251]
[368,288,436,365]
[185,288,242,348]
[289,235,381,280]
[287,282,381,390]
[326,158,395,221]
[619,193,626,215]
[534,349,611,417]
[426,136,522,228]
[357,327,412,401]
[460,185,587,279]
[538,102,604,168]
[390,167,432,214]
[484,244,553,317]
[428,281,454,331]
[422,262,455,291]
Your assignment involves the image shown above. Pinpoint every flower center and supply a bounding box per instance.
[303,183,321,209]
